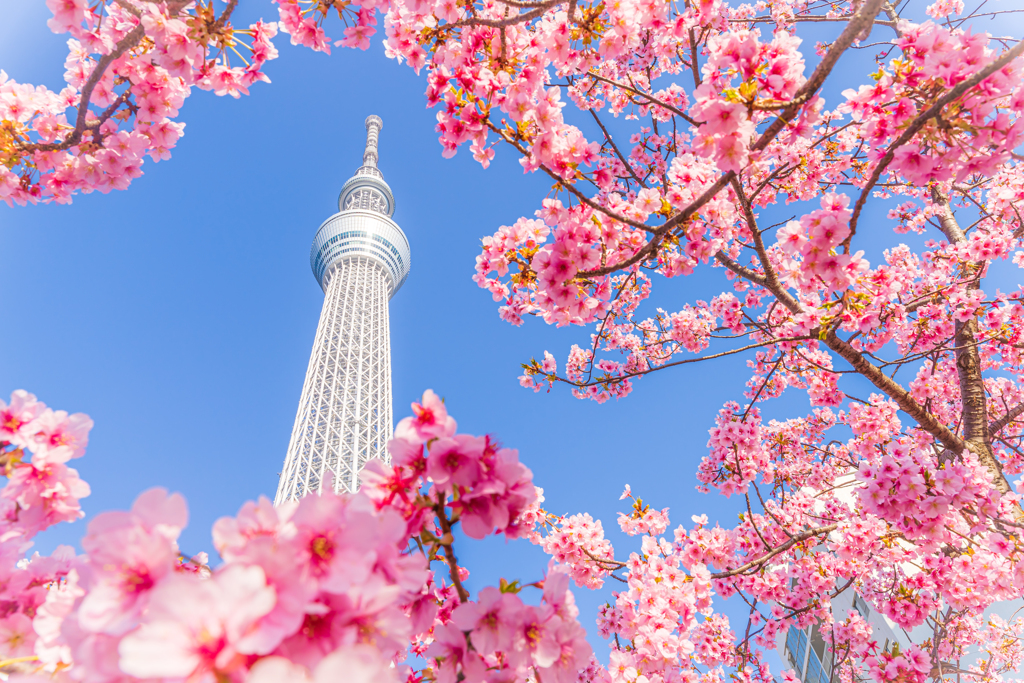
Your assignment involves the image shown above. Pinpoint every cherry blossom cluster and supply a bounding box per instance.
[691,29,809,173]
[775,193,866,293]
[855,435,1002,538]
[0,389,91,538]
[367,390,538,540]
[532,511,617,589]
[843,21,1024,185]
[698,403,768,497]
[428,571,593,683]
[2,0,278,204]
[0,389,601,683]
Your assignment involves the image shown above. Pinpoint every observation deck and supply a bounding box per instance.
[309,115,411,296]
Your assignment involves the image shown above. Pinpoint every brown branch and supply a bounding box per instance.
[823,329,965,454]
[211,0,240,32]
[903,292,942,313]
[19,0,240,157]
[586,71,700,126]
[714,251,769,288]
[689,28,701,88]
[929,187,1017,501]
[451,1,556,28]
[589,109,645,186]
[989,402,1024,437]
[551,335,813,387]
[746,0,885,156]
[111,0,141,17]
[434,499,470,602]
[729,177,801,313]
[715,182,960,461]
[19,23,145,154]
[496,0,559,7]
[935,196,987,454]
[730,14,897,28]
[881,2,904,39]
[711,524,839,579]
[581,547,627,568]
[843,38,1024,250]
[577,0,886,279]
[576,175,734,278]
[486,120,657,234]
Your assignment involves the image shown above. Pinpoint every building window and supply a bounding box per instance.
[786,624,833,683]
[853,593,870,619]
[786,626,808,670]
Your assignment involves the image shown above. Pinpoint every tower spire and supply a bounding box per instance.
[336,114,394,217]
[363,115,382,168]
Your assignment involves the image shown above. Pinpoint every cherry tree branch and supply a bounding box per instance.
[211,0,240,33]
[544,336,813,388]
[927,188,1018,501]
[434,497,471,602]
[730,176,801,312]
[577,0,886,278]
[822,329,967,454]
[589,110,645,186]
[20,24,145,154]
[713,203,967,462]
[18,0,242,156]
[451,1,556,28]
[843,38,1024,250]
[989,402,1024,437]
[585,71,700,126]
[732,14,897,28]
[711,524,839,579]
[714,178,987,463]
[486,120,658,234]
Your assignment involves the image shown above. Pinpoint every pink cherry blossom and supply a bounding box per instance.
[394,389,456,442]
[0,390,46,447]
[25,409,93,464]
[77,488,187,635]
[118,565,277,680]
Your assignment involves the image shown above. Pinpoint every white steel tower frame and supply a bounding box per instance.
[276,116,411,503]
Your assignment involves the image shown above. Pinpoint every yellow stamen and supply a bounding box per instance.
[0,656,40,669]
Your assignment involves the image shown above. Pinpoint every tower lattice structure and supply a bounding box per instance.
[275,116,411,503]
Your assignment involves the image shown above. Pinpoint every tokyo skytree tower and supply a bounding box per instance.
[275,115,411,503]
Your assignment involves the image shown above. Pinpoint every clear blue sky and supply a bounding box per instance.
[2,0,1021,663]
